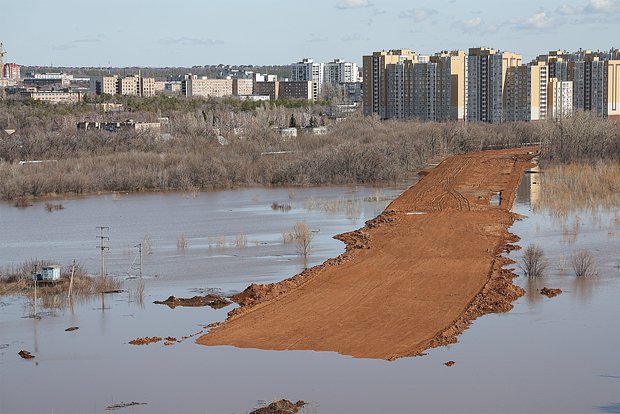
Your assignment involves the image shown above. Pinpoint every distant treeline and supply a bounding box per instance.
[21,65,292,81]
[0,97,618,201]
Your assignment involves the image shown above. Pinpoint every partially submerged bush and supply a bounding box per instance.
[519,244,548,277]
[570,250,598,277]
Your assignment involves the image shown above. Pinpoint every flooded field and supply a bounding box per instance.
[1,174,620,414]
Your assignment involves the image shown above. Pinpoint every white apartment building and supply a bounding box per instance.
[291,58,324,101]
[324,59,358,85]
[549,78,574,120]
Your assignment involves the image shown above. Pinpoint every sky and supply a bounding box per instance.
[2,0,619,67]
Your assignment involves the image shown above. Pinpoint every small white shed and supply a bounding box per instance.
[33,265,61,281]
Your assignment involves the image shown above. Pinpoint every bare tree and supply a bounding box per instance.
[292,221,313,258]
[519,244,548,277]
[570,250,598,277]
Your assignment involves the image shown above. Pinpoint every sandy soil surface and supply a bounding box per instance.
[198,148,536,360]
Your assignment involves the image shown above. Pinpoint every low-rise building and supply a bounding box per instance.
[182,78,233,98]
[22,90,83,104]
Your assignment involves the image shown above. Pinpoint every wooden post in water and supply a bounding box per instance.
[68,259,76,299]
[33,279,37,318]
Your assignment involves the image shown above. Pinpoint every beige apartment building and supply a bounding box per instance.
[429,50,467,121]
[232,78,253,96]
[605,57,620,121]
[505,60,548,122]
[363,49,417,118]
[184,78,233,98]
[96,75,155,97]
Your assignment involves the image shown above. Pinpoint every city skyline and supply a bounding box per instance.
[3,0,620,67]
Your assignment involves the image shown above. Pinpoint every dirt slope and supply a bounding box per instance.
[198,148,536,360]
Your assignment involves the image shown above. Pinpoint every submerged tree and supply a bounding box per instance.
[519,244,548,277]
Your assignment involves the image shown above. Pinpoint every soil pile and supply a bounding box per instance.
[154,294,231,309]
[250,400,305,414]
[540,287,562,298]
[199,148,536,359]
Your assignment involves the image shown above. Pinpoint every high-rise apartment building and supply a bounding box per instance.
[505,60,548,122]
[467,48,522,123]
[3,63,20,80]
[548,78,574,120]
[363,49,417,118]
[430,50,468,121]
[291,58,324,101]
[324,59,359,85]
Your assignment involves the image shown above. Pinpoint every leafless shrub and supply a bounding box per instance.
[177,234,188,249]
[281,230,294,244]
[519,244,548,277]
[44,202,65,212]
[235,233,248,248]
[95,276,122,293]
[570,250,598,277]
[215,235,226,248]
[143,233,153,255]
[292,221,313,257]
[13,197,32,208]
[271,202,292,211]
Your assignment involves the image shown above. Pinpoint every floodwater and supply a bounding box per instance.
[1,176,619,414]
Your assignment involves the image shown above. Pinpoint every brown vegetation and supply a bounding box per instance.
[519,244,548,277]
[0,260,122,307]
[1,98,616,202]
[537,161,620,215]
[570,250,598,277]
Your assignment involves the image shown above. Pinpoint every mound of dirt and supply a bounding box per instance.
[128,336,162,346]
[18,350,35,359]
[199,148,536,360]
[250,400,305,414]
[540,287,562,298]
[153,294,231,309]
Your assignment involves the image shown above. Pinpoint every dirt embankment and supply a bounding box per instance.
[198,148,536,360]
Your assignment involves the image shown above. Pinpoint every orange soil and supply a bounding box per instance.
[198,148,536,360]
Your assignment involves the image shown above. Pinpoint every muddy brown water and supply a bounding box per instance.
[1,179,619,413]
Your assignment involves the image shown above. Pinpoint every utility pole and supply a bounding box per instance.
[96,227,110,284]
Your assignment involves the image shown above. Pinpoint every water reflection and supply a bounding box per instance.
[525,276,545,305]
[571,276,595,304]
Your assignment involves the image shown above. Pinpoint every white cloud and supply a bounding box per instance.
[399,8,437,22]
[462,17,482,29]
[158,37,223,47]
[513,12,555,29]
[557,0,620,14]
[335,0,371,9]
[585,0,620,12]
